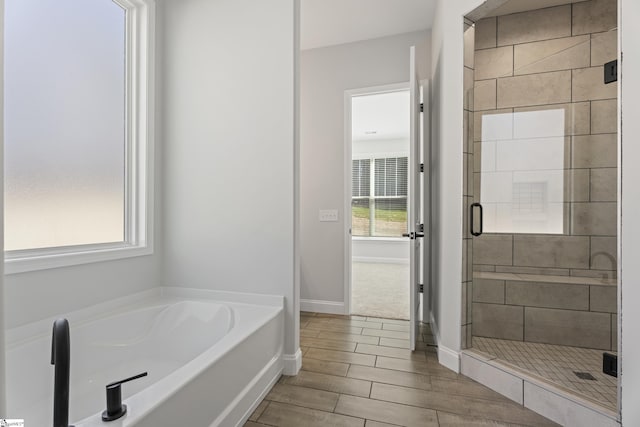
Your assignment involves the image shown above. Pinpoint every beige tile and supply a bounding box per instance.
[572,67,618,102]
[475,47,513,80]
[258,401,364,427]
[474,79,497,111]
[249,399,269,421]
[572,0,618,36]
[436,412,513,426]
[473,235,512,265]
[347,364,432,390]
[590,168,617,202]
[430,376,512,401]
[335,395,438,426]
[497,5,571,46]
[382,322,409,332]
[591,30,617,66]
[305,321,363,334]
[464,67,474,111]
[591,99,617,134]
[475,17,497,50]
[459,353,524,404]
[244,421,271,427]
[571,202,617,236]
[472,279,505,304]
[378,337,409,349]
[591,236,617,270]
[524,307,611,349]
[283,369,372,397]
[300,328,320,338]
[317,331,380,345]
[375,356,460,380]
[612,313,618,350]
[590,285,618,313]
[514,35,590,76]
[565,168,590,202]
[361,328,409,340]
[505,281,589,310]
[513,235,590,269]
[305,348,376,366]
[472,303,524,340]
[266,383,339,412]
[464,25,475,69]
[572,134,617,168]
[364,421,399,427]
[513,102,590,137]
[302,357,350,377]
[494,266,569,276]
[497,71,572,108]
[370,383,556,426]
[355,343,425,361]
[301,337,357,352]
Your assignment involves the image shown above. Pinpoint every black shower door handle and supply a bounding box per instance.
[470,203,483,237]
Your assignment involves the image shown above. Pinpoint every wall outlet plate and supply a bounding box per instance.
[319,209,339,222]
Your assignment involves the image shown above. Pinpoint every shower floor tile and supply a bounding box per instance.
[472,337,617,409]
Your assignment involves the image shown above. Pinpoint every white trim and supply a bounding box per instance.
[300,299,346,315]
[215,354,283,427]
[430,311,460,373]
[353,256,409,264]
[282,349,302,376]
[344,82,411,317]
[4,0,156,274]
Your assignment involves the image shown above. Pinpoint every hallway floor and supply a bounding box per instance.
[244,313,558,426]
[472,337,618,410]
[352,262,409,320]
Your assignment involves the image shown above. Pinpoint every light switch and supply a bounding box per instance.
[319,209,339,222]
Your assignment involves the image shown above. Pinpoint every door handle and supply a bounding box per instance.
[415,233,424,238]
[402,233,411,238]
[403,232,424,239]
[470,203,483,236]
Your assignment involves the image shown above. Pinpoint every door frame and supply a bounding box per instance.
[343,82,410,315]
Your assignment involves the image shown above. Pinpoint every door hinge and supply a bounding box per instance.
[420,103,424,112]
[419,284,424,293]
[420,163,424,172]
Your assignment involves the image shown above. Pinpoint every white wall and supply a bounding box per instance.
[0,0,5,413]
[159,0,299,365]
[620,0,639,424]
[300,31,430,307]
[429,0,483,371]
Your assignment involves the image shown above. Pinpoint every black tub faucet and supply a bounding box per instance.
[51,318,74,427]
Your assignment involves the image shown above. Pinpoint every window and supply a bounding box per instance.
[4,0,155,273]
[352,156,408,237]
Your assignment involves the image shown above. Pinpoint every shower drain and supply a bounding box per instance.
[574,371,597,381]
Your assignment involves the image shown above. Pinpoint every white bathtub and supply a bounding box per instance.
[6,287,284,426]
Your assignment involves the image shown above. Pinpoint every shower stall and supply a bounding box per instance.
[461,0,618,412]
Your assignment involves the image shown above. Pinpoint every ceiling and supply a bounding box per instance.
[352,91,410,142]
[300,0,437,50]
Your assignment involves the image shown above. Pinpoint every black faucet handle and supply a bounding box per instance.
[102,372,148,422]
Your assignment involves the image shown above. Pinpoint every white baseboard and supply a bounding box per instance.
[300,299,345,314]
[429,312,460,373]
[282,349,302,376]
[352,256,409,264]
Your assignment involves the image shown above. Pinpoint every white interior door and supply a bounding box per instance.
[408,46,421,351]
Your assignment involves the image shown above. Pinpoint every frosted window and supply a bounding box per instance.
[5,0,126,251]
[479,110,565,234]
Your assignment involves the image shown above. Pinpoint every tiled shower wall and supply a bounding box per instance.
[469,0,618,351]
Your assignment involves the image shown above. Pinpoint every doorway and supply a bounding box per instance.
[346,85,411,320]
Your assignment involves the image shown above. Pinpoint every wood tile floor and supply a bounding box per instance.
[245,312,559,427]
